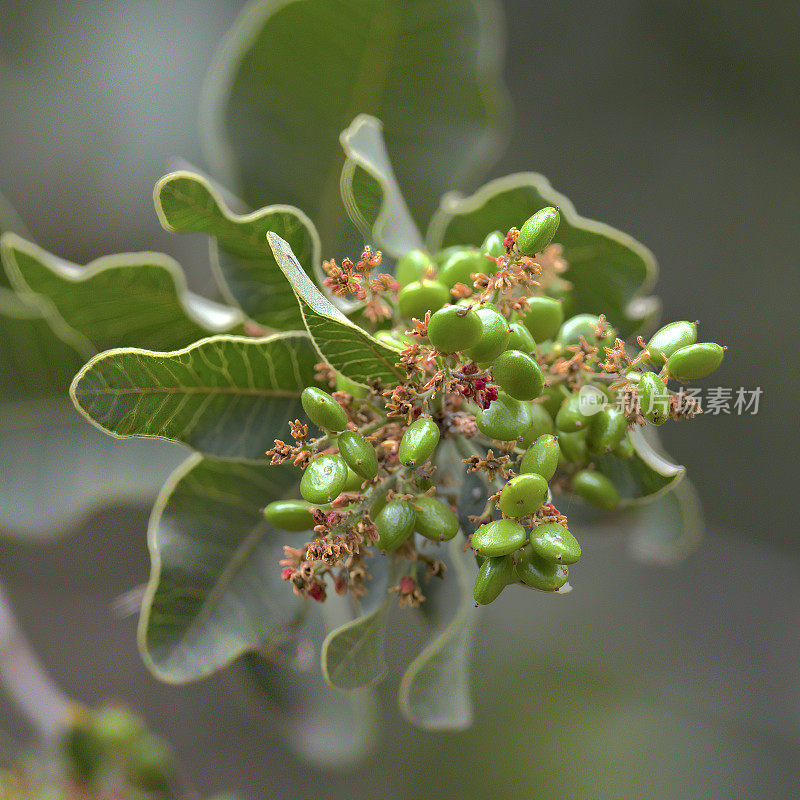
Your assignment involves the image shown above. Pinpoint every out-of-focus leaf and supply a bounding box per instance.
[154,171,320,331]
[427,173,660,337]
[398,537,477,730]
[339,115,424,258]
[200,0,510,248]
[0,233,243,358]
[139,455,307,683]
[70,332,321,462]
[268,232,403,387]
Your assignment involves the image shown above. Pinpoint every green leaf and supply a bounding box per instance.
[154,171,320,331]
[427,173,660,337]
[201,0,510,249]
[0,399,185,540]
[267,232,404,387]
[339,115,424,258]
[140,455,307,683]
[0,233,243,358]
[398,536,477,730]
[70,332,321,461]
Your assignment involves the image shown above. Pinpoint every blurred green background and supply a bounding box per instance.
[0,1,798,798]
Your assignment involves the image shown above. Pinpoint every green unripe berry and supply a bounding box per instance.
[398,279,450,320]
[519,403,555,448]
[613,433,635,459]
[530,522,581,564]
[476,392,532,442]
[538,384,570,418]
[557,430,589,464]
[300,454,348,504]
[263,500,314,531]
[413,496,459,541]
[343,466,365,492]
[572,469,620,510]
[471,518,527,556]
[125,733,172,791]
[427,305,482,352]
[480,230,505,258]
[521,296,564,343]
[587,406,628,452]
[557,313,616,350]
[515,545,569,591]
[394,249,432,286]
[437,249,485,288]
[498,473,548,517]
[374,500,415,551]
[555,392,590,432]
[506,322,537,354]
[398,416,440,467]
[464,307,511,363]
[337,430,379,479]
[667,343,725,380]
[647,321,698,367]
[638,372,670,425]
[521,434,560,481]
[517,206,560,256]
[491,349,545,401]
[301,387,348,432]
[92,707,146,749]
[473,555,514,605]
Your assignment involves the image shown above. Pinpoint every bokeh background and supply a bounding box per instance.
[1,1,798,798]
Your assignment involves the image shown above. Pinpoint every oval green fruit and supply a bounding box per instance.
[374,500,415,551]
[413,496,459,541]
[557,430,589,465]
[506,322,537,354]
[572,469,620,510]
[394,249,432,286]
[667,343,724,380]
[473,555,514,605]
[521,434,560,481]
[398,417,440,467]
[491,349,545,401]
[530,522,581,564]
[300,454,348,504]
[519,403,555,448]
[638,372,670,425]
[480,230,505,259]
[397,279,450,320]
[514,545,569,591]
[263,500,314,532]
[555,392,590,432]
[587,407,628,452]
[343,466,365,492]
[539,384,570,418]
[521,296,564,343]
[498,473,548,517]
[427,305,482,352]
[471,518,527,556]
[557,313,616,349]
[337,430,379,479]
[437,249,485,288]
[476,392,532,442]
[647,320,698,367]
[464,307,511,363]
[517,206,560,256]
[301,387,348,432]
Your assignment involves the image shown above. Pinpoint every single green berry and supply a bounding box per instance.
[397,278,450,320]
[301,386,348,432]
[491,349,545,401]
[92,707,146,750]
[613,433,635,459]
[300,454,348,504]
[555,392,590,432]
[587,406,628,452]
[374,500,416,551]
[572,469,620,510]
[343,466,365,492]
[413,496,459,541]
[464,307,511,363]
[394,249,432,286]
[667,343,725,380]
[498,473,548,517]
[515,545,569,591]
[473,555,514,605]
[471,518,527,556]
[530,522,581,564]
[557,430,589,465]
[427,305,482,352]
[480,230,505,259]
[519,403,555,447]
[517,206,560,256]
[506,322,537,354]
[647,320,698,367]
[125,734,172,791]
[476,392,532,442]
[557,313,616,350]
[521,434,560,481]
[337,430,379,479]
[638,372,670,425]
[521,296,564,343]
[437,248,485,288]
[398,416,441,467]
[538,384,570,417]
[263,500,315,531]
